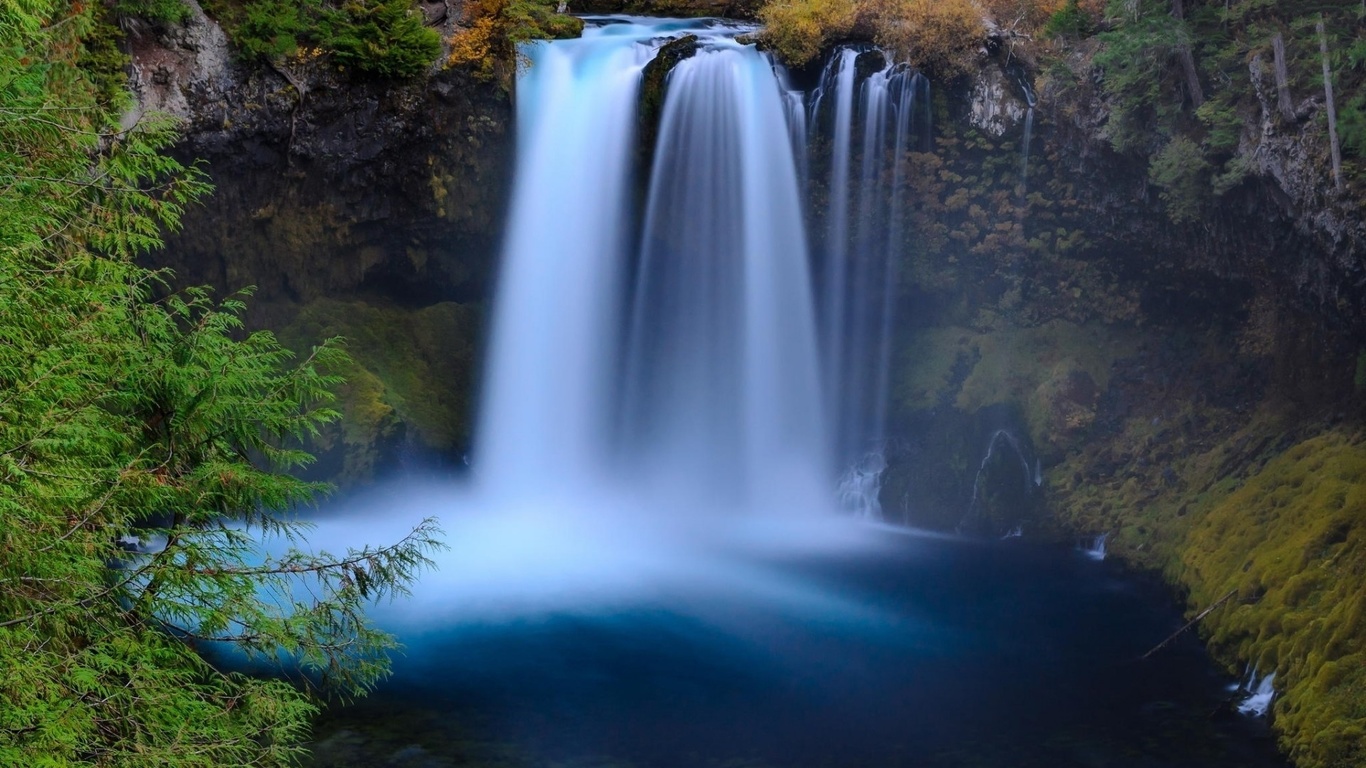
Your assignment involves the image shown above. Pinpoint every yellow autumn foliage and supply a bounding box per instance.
[758,0,859,67]
[864,0,983,75]
[759,0,985,74]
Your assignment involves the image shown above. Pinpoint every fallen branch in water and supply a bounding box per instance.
[1141,589,1238,660]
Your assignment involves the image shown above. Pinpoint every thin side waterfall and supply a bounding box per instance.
[810,48,927,515]
[1018,74,1037,193]
[815,48,858,458]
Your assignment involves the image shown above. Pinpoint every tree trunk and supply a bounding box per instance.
[1272,30,1294,121]
[1171,0,1205,108]
[1318,15,1344,194]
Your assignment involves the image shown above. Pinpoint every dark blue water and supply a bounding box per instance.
[308,533,1285,768]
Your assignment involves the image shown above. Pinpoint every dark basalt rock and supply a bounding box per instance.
[852,49,885,82]
[129,0,512,322]
[640,33,700,133]
[125,2,512,483]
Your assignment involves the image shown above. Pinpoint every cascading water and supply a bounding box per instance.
[623,40,829,509]
[481,20,830,513]
[287,20,887,625]
[476,27,651,498]
[808,48,929,515]
[1017,75,1037,194]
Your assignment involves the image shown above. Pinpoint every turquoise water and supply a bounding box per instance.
[307,531,1285,768]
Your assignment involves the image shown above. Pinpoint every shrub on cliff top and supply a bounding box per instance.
[757,0,858,68]
[448,0,584,81]
[206,0,441,78]
[320,0,442,77]
[757,0,983,75]
[865,0,983,75]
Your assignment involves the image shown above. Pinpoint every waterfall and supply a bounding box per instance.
[810,48,927,479]
[623,40,829,510]
[1237,669,1276,717]
[480,20,829,514]
[965,429,1035,512]
[1081,533,1109,561]
[276,22,955,626]
[836,452,887,520]
[475,28,650,498]
[1017,74,1037,193]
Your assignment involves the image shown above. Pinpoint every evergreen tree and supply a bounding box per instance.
[1,2,442,765]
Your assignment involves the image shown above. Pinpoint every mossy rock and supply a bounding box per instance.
[894,320,1139,454]
[639,34,700,154]
[1180,432,1366,768]
[281,298,481,485]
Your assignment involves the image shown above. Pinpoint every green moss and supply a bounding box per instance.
[1179,433,1366,768]
[895,321,1139,450]
[281,298,480,484]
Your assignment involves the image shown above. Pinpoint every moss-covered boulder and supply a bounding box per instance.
[639,33,700,155]
[280,298,481,486]
[894,321,1139,454]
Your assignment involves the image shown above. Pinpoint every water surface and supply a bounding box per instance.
[307,529,1284,768]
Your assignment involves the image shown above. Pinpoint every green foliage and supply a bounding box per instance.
[211,0,442,78]
[1093,0,1189,152]
[1339,91,1366,158]
[235,0,314,60]
[78,4,133,109]
[320,0,442,77]
[1148,136,1211,224]
[496,0,584,43]
[1,2,443,764]
[1043,0,1089,38]
[1195,92,1243,155]
[114,0,193,23]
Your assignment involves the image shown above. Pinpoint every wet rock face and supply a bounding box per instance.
[132,5,513,318]
[967,63,1027,137]
[129,8,511,483]
[1242,52,1366,317]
